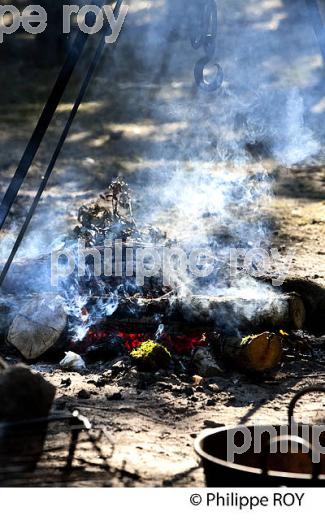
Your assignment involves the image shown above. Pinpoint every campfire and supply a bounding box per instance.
[0,178,320,379]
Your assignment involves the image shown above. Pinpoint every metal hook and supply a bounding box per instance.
[190,0,223,92]
[194,57,224,92]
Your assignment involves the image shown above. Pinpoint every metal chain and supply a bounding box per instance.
[189,0,223,92]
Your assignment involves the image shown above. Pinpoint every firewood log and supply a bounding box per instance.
[7,295,67,360]
[0,252,53,294]
[0,249,307,332]
[113,292,305,332]
[177,293,305,331]
[222,332,283,374]
[280,278,325,335]
[0,241,161,294]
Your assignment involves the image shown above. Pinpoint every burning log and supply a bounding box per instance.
[2,290,305,363]
[7,295,67,360]
[85,335,127,362]
[112,292,305,332]
[222,332,283,374]
[178,293,306,331]
[0,252,54,294]
[0,240,164,295]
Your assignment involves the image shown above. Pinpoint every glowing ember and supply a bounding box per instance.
[118,331,207,354]
[71,327,207,356]
[117,332,149,350]
[163,334,206,355]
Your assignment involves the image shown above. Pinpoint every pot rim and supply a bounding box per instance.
[194,425,324,481]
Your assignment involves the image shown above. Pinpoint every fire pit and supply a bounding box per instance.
[0,180,315,370]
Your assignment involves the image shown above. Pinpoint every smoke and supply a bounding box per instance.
[131,85,318,295]
[55,250,121,341]
[64,290,119,342]
[1,0,324,338]
[243,87,320,166]
[113,0,321,326]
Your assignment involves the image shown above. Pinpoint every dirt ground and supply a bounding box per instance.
[0,0,325,486]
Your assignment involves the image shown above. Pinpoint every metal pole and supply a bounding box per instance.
[0,0,124,287]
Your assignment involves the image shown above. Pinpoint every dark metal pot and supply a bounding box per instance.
[195,386,325,487]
